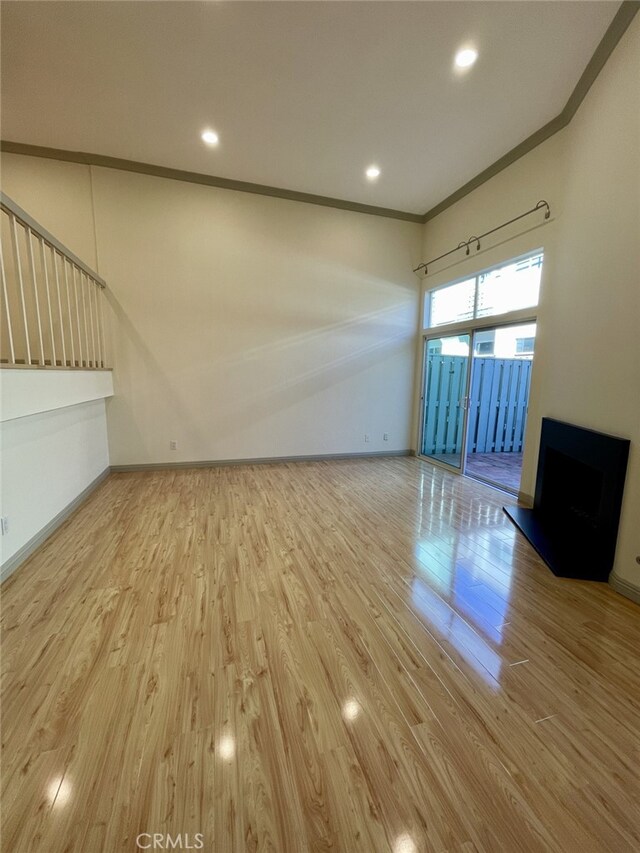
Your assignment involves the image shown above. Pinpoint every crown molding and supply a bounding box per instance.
[422,1,639,222]
[0,141,424,224]
[1,2,636,226]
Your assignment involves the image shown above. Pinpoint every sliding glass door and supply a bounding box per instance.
[464,322,536,493]
[419,250,543,490]
[419,324,536,493]
[420,334,471,470]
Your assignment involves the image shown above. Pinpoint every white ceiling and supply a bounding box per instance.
[1,1,619,215]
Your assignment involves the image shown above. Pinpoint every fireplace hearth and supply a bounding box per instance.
[504,418,630,581]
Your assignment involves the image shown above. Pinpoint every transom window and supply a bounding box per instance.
[424,251,543,328]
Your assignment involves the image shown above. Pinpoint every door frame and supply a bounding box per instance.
[417,315,538,481]
[417,330,474,474]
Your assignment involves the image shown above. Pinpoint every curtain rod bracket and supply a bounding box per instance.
[536,199,551,220]
[413,199,551,275]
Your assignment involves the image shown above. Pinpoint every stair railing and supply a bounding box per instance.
[0,191,109,369]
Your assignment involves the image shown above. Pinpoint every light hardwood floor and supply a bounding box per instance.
[1,457,639,852]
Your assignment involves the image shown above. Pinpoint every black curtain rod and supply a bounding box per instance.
[413,200,551,275]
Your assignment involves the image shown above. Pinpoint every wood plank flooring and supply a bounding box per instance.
[1,457,639,852]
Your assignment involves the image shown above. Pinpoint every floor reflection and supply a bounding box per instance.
[453,570,509,644]
[411,577,503,687]
[341,698,361,722]
[393,833,418,853]
[47,775,72,809]
[410,469,518,686]
[217,734,236,762]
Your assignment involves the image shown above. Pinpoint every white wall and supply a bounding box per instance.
[0,371,111,578]
[0,369,113,422]
[0,154,98,268]
[92,168,421,464]
[417,17,640,594]
[0,158,113,580]
[2,153,422,465]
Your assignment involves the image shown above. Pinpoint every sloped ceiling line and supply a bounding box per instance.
[1,2,637,225]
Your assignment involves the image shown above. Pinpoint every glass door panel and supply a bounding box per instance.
[464,322,536,493]
[420,334,471,470]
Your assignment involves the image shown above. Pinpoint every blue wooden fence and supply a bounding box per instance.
[422,356,532,456]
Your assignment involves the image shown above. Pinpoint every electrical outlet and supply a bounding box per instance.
[364,434,370,443]
[169,440,178,450]
[0,517,8,535]
[383,433,389,441]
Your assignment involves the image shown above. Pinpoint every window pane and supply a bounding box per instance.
[474,329,495,356]
[476,253,542,319]
[428,278,475,327]
[516,336,535,354]
[493,322,536,359]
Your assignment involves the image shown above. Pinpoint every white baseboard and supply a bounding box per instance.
[609,571,640,605]
[110,449,412,472]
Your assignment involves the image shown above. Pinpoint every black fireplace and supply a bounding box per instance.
[504,418,630,580]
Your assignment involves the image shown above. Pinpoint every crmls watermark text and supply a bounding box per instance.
[136,834,204,850]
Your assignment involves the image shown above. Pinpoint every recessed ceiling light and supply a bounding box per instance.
[366,165,381,180]
[201,129,219,146]
[455,47,478,69]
